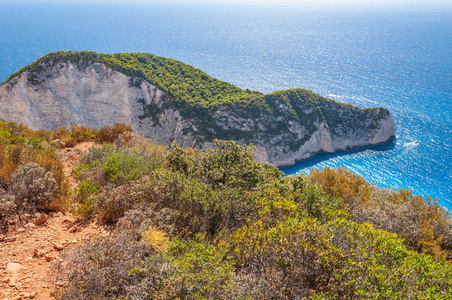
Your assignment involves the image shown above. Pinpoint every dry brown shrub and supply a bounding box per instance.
[0,190,16,231]
[95,183,141,224]
[51,127,72,143]
[20,148,68,197]
[309,167,452,260]
[117,205,175,238]
[97,123,133,144]
[9,162,58,210]
[0,144,14,190]
[308,166,375,208]
[32,129,53,143]
[54,232,154,300]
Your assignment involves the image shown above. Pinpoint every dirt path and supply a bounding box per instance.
[0,213,106,300]
[59,142,95,189]
[0,142,103,300]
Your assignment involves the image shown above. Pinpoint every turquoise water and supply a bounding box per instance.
[0,2,451,207]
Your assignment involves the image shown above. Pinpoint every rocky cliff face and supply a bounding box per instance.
[0,61,198,148]
[0,60,396,167]
[205,93,396,167]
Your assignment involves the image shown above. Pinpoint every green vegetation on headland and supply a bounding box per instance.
[0,122,450,299]
[1,51,391,147]
[2,51,263,113]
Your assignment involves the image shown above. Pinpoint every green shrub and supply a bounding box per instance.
[163,235,237,299]
[74,144,164,222]
[77,144,161,185]
[77,144,116,169]
[73,176,153,223]
[102,150,151,184]
[177,180,246,238]
[233,215,452,299]
[72,179,99,218]
[168,140,282,190]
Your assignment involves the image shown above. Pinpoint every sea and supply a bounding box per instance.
[0,1,451,209]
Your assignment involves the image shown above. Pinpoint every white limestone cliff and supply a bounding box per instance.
[0,61,197,148]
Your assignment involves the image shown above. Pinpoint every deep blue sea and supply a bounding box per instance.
[0,2,451,208]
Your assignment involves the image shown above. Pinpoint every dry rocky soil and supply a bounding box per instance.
[0,142,107,300]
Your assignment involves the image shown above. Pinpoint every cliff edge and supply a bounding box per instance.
[0,51,396,167]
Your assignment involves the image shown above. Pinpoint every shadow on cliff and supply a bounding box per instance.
[281,142,397,175]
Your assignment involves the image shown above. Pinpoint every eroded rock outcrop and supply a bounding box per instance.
[0,61,197,148]
[0,57,396,167]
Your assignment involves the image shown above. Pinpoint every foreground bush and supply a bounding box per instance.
[57,180,452,299]
[0,190,15,231]
[0,122,66,193]
[55,137,452,299]
[53,123,133,147]
[54,232,153,300]
[0,121,136,230]
[73,143,165,221]
[0,122,67,230]
[6,121,448,298]
[233,216,452,299]
[8,162,58,209]
[54,231,238,300]
[309,167,452,259]
[74,140,282,238]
